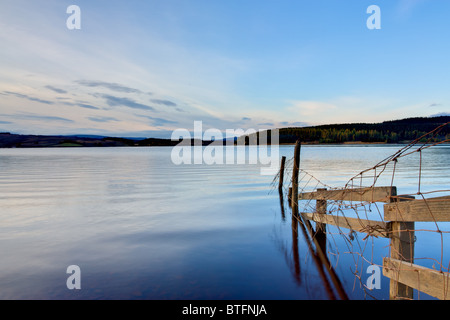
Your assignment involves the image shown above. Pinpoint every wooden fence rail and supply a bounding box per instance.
[299,186,396,203]
[383,258,450,300]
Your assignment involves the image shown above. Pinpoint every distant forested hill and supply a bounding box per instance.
[248,116,450,144]
[1,116,448,148]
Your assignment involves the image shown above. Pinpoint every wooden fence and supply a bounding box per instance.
[283,140,450,300]
[299,186,450,299]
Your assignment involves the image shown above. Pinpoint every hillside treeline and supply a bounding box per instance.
[276,116,450,144]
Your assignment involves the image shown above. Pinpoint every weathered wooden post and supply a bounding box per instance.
[386,192,415,300]
[389,220,415,300]
[291,140,301,216]
[315,188,327,253]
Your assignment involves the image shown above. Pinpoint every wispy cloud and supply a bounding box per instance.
[150,99,177,107]
[149,117,177,126]
[61,101,101,110]
[87,116,120,123]
[2,91,54,105]
[45,85,67,94]
[77,103,100,110]
[135,114,177,126]
[76,80,146,94]
[100,94,155,111]
[2,112,74,123]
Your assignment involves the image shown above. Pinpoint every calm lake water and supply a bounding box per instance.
[0,144,449,300]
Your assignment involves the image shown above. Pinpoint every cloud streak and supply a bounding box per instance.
[61,101,101,110]
[135,114,177,126]
[2,91,54,105]
[150,99,177,107]
[100,94,155,111]
[76,80,146,94]
[87,116,120,123]
[2,113,74,123]
[45,85,67,94]
[77,103,100,110]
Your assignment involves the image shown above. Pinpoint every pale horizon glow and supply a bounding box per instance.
[0,0,449,138]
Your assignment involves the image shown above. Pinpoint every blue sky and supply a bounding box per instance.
[0,0,449,137]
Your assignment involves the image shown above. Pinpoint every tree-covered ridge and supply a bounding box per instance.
[275,116,450,144]
[1,116,449,148]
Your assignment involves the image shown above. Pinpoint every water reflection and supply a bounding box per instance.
[279,186,348,300]
[291,210,301,285]
[278,188,286,221]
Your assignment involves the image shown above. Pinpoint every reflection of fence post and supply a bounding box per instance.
[278,156,287,220]
[389,220,415,300]
[278,156,286,193]
[288,187,292,207]
[291,141,301,216]
[315,188,327,252]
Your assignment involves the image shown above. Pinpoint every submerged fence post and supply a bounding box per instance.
[389,220,415,300]
[278,156,287,220]
[386,190,415,300]
[315,188,327,253]
[291,140,301,216]
[278,156,286,193]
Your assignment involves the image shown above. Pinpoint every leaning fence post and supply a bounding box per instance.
[291,140,301,216]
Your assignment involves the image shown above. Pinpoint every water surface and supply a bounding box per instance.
[0,145,448,299]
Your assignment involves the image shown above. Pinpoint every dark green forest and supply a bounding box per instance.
[259,116,450,144]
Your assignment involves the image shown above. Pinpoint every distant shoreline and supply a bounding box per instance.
[1,115,448,148]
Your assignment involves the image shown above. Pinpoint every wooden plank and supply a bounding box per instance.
[301,212,390,238]
[299,186,396,203]
[384,198,450,222]
[383,258,450,300]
